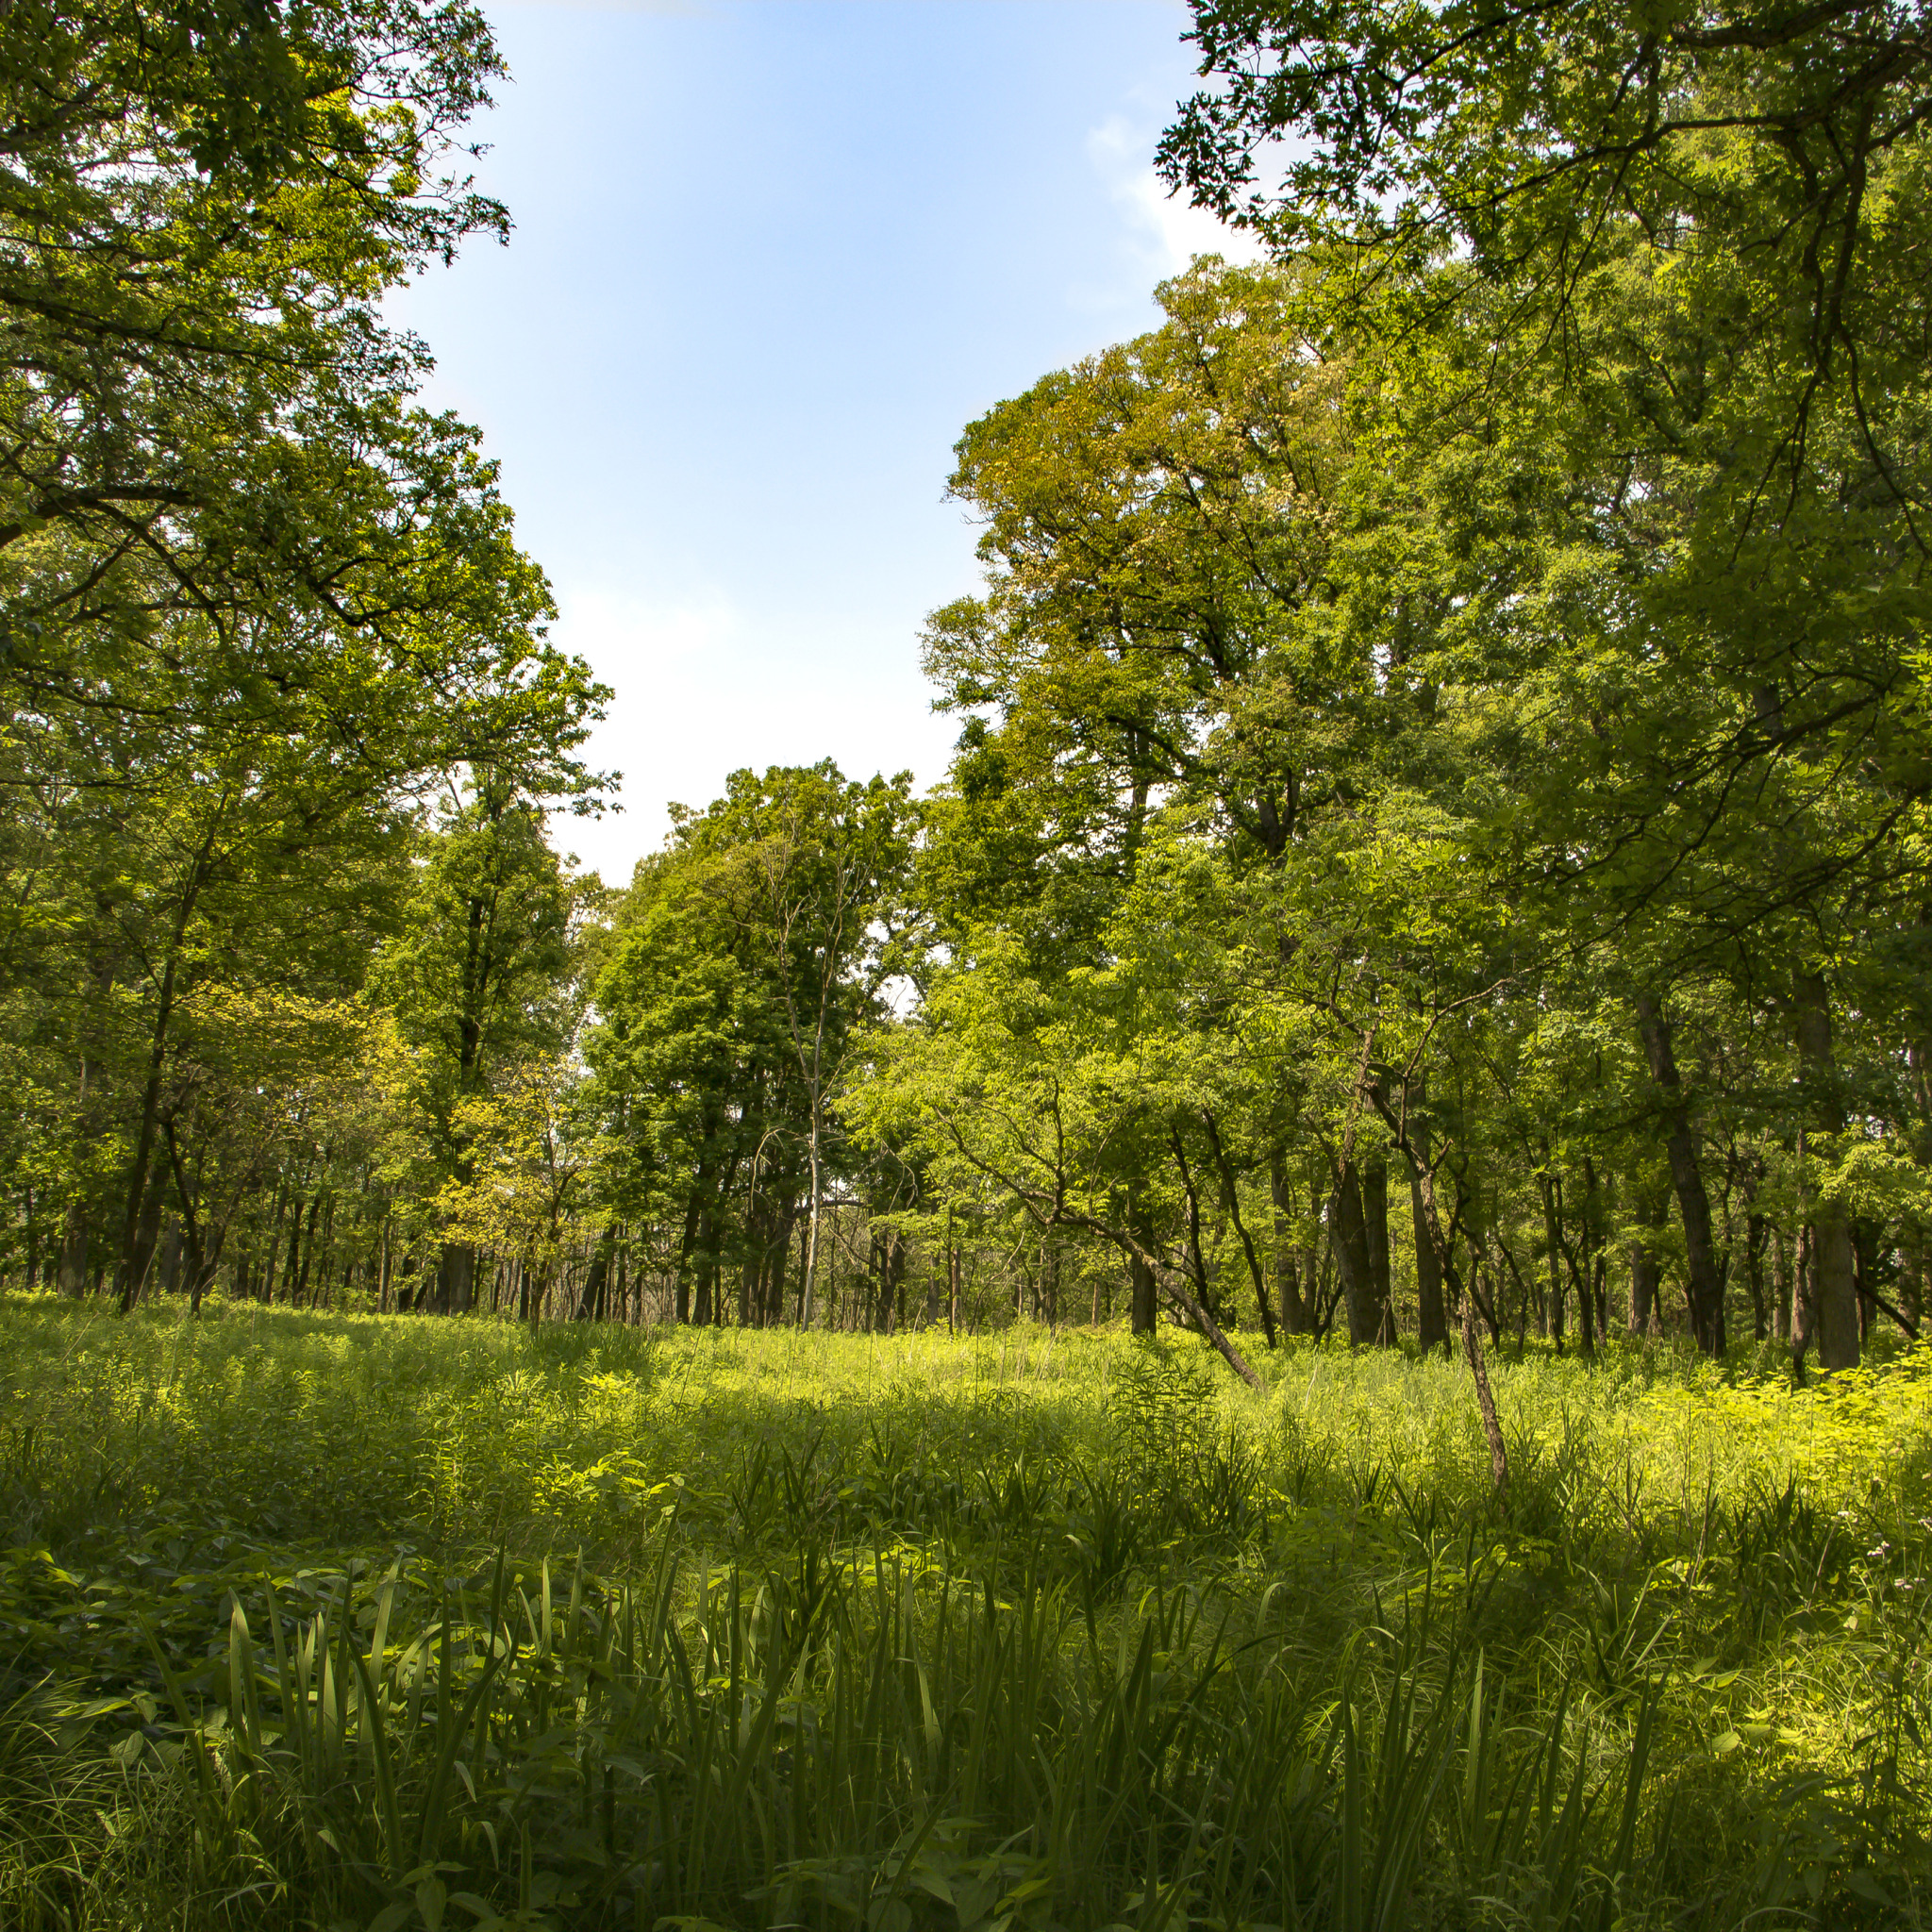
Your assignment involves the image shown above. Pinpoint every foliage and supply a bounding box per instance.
[582,764,919,1329]
[0,0,608,1322]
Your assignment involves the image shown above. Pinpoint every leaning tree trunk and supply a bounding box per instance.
[1158,1259,1261,1389]
[1367,1083,1507,1490]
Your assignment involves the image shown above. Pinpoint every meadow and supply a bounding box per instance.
[1,1298,1928,1931]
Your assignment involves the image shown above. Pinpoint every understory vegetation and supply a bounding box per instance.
[2,1300,1928,1930]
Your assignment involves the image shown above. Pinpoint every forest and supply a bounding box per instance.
[2,0,1930,1927]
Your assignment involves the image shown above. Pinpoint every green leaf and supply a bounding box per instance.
[415,1876,447,1932]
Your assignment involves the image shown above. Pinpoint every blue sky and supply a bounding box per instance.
[390,0,1257,883]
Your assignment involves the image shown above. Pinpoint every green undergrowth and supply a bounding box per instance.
[1,1297,1928,1929]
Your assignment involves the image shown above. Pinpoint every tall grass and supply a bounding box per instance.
[1,1297,1928,1927]
[10,1540,1668,1931]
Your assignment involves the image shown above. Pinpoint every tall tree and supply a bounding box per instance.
[370,774,584,1312]
[586,763,915,1328]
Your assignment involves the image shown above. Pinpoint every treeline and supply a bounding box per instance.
[5,0,1932,1403]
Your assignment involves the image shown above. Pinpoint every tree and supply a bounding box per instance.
[1158,0,1932,1371]
[0,0,614,1316]
[0,0,514,723]
[370,774,588,1312]
[584,845,795,1326]
[1162,0,1932,431]
[585,763,915,1328]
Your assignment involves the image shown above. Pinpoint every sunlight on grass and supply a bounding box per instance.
[2,1300,1928,1928]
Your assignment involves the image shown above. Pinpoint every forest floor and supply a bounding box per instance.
[0,1297,1928,1929]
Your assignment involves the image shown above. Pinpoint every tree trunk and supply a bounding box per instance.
[1463,1288,1508,1491]
[1744,1212,1770,1341]
[768,1205,797,1326]
[672,1184,704,1324]
[1897,1222,1924,1334]
[1363,1152,1393,1341]
[1328,1159,1388,1346]
[795,1212,810,1324]
[580,1227,614,1322]
[882,1230,905,1334]
[116,816,225,1314]
[1268,1148,1314,1334]
[1204,1111,1276,1345]
[1629,1189,1663,1334]
[58,1202,89,1298]
[694,1209,716,1327]
[437,1241,475,1316]
[294,1192,324,1307]
[739,1211,760,1329]
[1365,1088,1507,1490]
[1852,1218,1879,1344]
[20,1185,36,1291]
[801,1114,824,1329]
[1539,1170,1567,1354]
[1407,1130,1449,1355]
[1792,1224,1816,1357]
[1127,1192,1157,1335]
[1792,972,1858,1370]
[1576,1158,1601,1359]
[120,1162,168,1310]
[1158,1258,1262,1389]
[62,941,117,1299]
[1772,1225,1792,1342]
[190,1226,223,1315]
[117,945,181,1313]
[1634,993,1725,1354]
[158,1222,183,1296]
[1171,1130,1214,1332]
[282,1197,305,1304]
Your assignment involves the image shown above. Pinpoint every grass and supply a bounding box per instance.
[0,1295,1928,1929]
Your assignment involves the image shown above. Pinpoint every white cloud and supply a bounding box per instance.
[544,586,958,886]
[1086,113,1265,281]
[558,585,741,671]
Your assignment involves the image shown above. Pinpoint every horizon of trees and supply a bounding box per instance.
[4,0,1929,1433]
